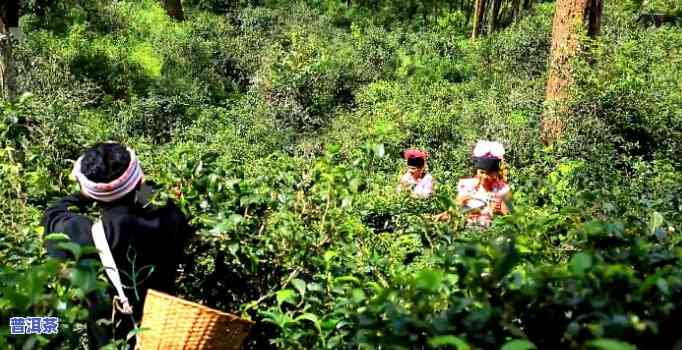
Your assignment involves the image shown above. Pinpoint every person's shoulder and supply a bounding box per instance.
[156,201,195,240]
[148,200,186,219]
[135,201,192,239]
[161,201,192,228]
[64,215,95,242]
[44,215,95,259]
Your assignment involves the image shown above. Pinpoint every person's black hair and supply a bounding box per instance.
[80,143,131,183]
[472,157,500,171]
[407,157,425,168]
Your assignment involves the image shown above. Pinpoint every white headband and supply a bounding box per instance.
[72,148,144,202]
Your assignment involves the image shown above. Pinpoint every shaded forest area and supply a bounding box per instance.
[1,0,681,349]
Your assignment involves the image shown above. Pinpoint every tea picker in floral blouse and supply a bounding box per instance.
[397,149,434,198]
[457,140,511,227]
[434,140,512,226]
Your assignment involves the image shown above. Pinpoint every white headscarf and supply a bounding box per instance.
[72,147,144,202]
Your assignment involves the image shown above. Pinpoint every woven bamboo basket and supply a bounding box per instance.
[137,289,255,350]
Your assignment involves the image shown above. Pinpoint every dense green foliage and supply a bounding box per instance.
[1,0,681,349]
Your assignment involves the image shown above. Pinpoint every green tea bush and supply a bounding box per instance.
[255,25,360,130]
[0,244,119,349]
[2,1,682,349]
[474,4,553,81]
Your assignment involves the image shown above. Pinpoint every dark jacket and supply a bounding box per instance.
[42,187,193,347]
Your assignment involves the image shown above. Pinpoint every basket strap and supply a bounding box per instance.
[91,220,133,315]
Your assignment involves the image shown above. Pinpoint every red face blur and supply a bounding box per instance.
[476,169,499,189]
[408,166,425,180]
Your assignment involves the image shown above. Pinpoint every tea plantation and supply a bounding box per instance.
[1,0,681,349]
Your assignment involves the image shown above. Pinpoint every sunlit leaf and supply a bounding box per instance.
[276,289,297,306]
[291,278,306,299]
[295,313,322,334]
[427,335,470,350]
[501,339,537,350]
[57,242,82,260]
[44,233,69,241]
[648,211,664,236]
[414,270,443,291]
[588,339,637,350]
[570,252,592,275]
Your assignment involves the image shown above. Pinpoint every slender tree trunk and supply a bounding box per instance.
[465,0,474,26]
[511,0,521,21]
[587,0,603,37]
[542,0,603,144]
[0,1,19,101]
[161,0,184,21]
[489,0,503,33]
[523,0,534,11]
[35,0,57,17]
[471,0,488,39]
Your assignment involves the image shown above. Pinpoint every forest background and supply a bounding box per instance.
[1,0,681,349]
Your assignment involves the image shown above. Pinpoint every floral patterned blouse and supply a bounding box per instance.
[399,172,434,198]
[457,177,510,227]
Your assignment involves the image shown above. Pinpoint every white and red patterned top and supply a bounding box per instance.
[457,177,510,227]
[399,172,434,198]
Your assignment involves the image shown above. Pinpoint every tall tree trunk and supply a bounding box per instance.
[511,0,521,21]
[465,0,474,26]
[542,0,603,144]
[587,0,603,37]
[0,1,19,101]
[523,0,534,11]
[489,0,503,33]
[161,0,184,21]
[34,0,57,17]
[471,0,488,39]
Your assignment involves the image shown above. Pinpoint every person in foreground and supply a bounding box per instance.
[42,142,193,348]
[397,148,434,198]
[434,140,511,226]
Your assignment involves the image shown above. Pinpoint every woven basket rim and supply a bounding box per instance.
[145,289,256,326]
